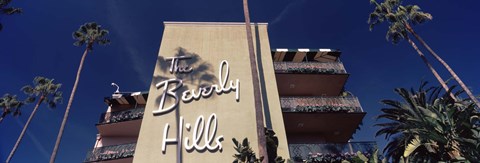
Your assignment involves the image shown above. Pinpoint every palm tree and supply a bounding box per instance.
[50,22,109,163]
[368,0,454,100]
[6,76,62,163]
[0,0,22,31]
[368,0,480,109]
[242,0,268,162]
[0,94,25,123]
[376,82,479,162]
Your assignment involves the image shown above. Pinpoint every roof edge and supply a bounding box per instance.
[163,21,268,26]
[272,48,342,53]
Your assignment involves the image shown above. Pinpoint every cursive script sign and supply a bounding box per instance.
[162,113,223,153]
[153,58,240,115]
[154,56,240,153]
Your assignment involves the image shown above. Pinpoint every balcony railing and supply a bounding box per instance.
[280,97,363,113]
[98,107,145,124]
[289,142,377,162]
[274,62,347,74]
[84,143,136,162]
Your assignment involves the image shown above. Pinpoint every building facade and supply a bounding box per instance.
[84,22,374,163]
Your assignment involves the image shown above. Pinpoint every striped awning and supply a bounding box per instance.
[104,91,149,105]
[271,48,341,62]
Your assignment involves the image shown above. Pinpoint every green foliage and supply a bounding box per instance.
[21,76,63,108]
[342,149,386,163]
[265,128,286,163]
[0,0,22,31]
[0,76,62,123]
[376,81,480,162]
[304,153,355,162]
[302,151,382,163]
[356,151,369,162]
[368,0,432,44]
[232,138,264,163]
[72,22,110,49]
[233,128,287,163]
[0,94,25,122]
[403,135,422,158]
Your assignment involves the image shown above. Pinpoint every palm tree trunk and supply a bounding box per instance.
[0,107,8,123]
[406,36,456,100]
[405,23,480,109]
[6,96,45,163]
[242,0,268,162]
[50,47,90,163]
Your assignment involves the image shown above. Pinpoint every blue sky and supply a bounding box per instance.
[1,0,479,162]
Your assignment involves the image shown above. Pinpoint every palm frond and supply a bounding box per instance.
[367,0,432,44]
[74,40,86,47]
[0,93,25,122]
[21,76,63,109]
[377,81,480,161]
[404,136,422,158]
[405,5,432,25]
[0,0,22,32]
[72,22,110,48]
[21,85,35,95]
[1,7,22,15]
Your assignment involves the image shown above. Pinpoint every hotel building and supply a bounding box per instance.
[84,22,375,163]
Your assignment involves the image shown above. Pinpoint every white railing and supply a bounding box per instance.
[280,97,363,113]
[99,107,145,124]
[274,62,347,74]
[84,143,136,162]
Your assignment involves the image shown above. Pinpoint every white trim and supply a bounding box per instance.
[319,49,332,52]
[298,48,310,52]
[275,48,288,52]
[131,92,141,96]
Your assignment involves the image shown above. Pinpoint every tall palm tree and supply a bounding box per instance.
[368,0,453,100]
[6,76,62,163]
[402,8,480,110]
[0,0,22,31]
[0,94,25,123]
[242,0,268,162]
[376,82,479,162]
[50,22,109,163]
[368,0,480,109]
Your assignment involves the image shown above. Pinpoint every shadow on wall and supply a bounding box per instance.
[152,47,219,109]
[150,47,224,158]
[153,47,218,87]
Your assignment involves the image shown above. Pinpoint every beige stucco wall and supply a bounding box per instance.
[133,22,289,163]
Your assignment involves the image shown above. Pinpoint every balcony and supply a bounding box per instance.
[84,143,136,163]
[274,62,349,96]
[280,97,366,142]
[280,97,363,113]
[98,107,144,124]
[289,142,377,162]
[96,107,144,136]
[274,62,346,74]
